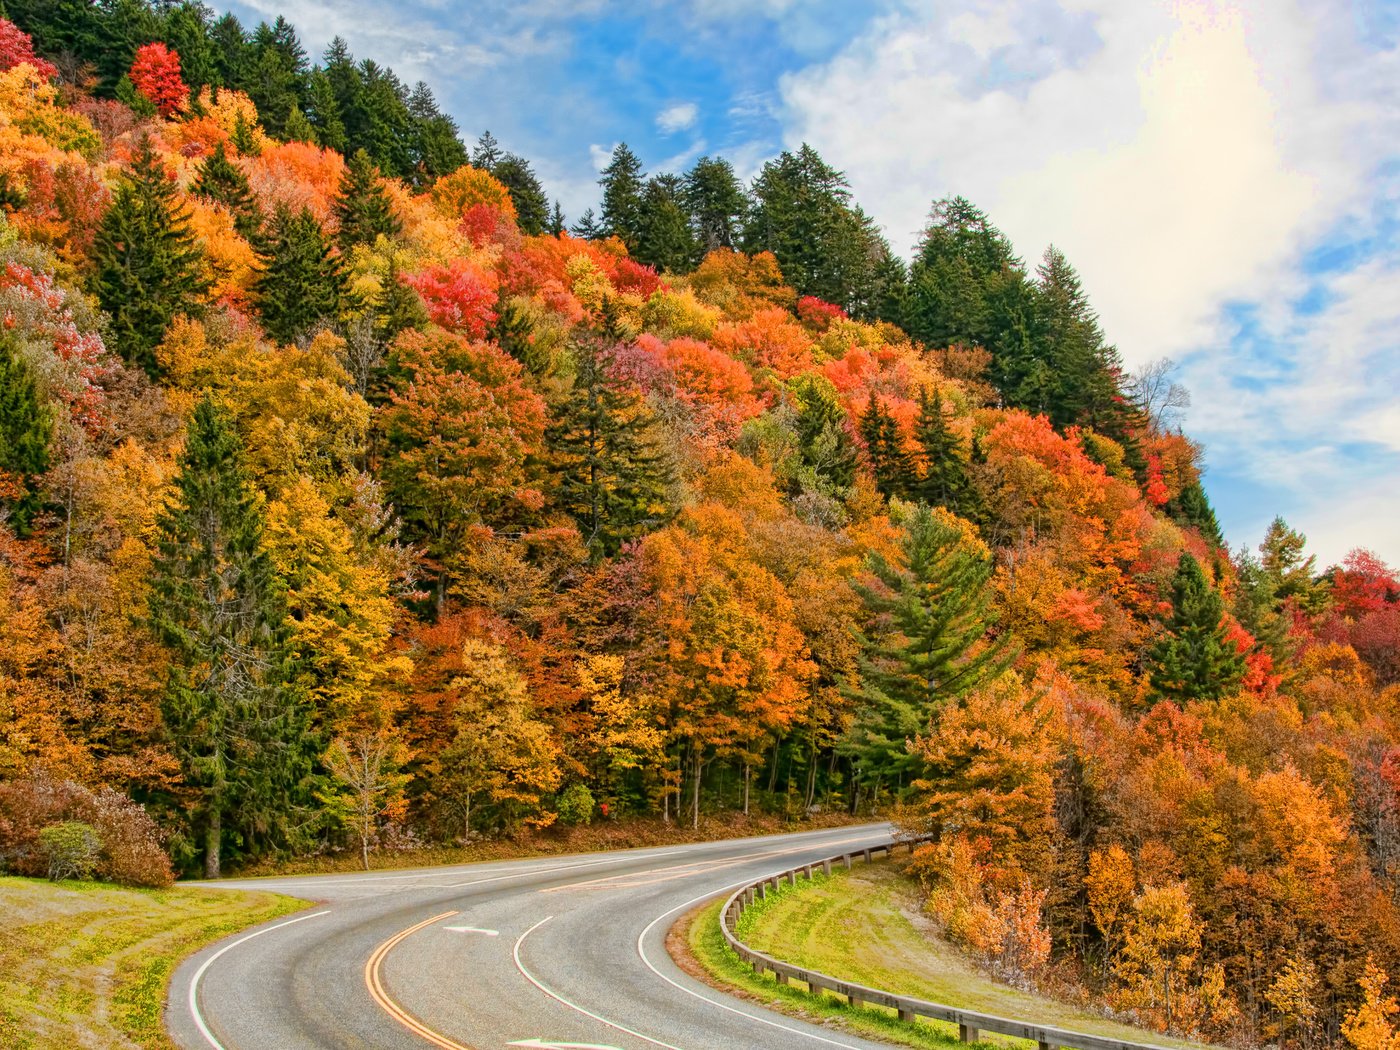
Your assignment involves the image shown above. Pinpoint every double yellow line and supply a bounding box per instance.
[363,909,476,1050]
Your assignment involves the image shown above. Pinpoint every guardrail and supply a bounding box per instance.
[719,839,1177,1050]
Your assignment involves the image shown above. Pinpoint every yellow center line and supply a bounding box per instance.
[364,909,475,1050]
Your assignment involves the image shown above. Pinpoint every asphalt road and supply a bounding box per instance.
[166,823,905,1050]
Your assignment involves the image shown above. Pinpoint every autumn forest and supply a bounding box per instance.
[0,3,1398,1046]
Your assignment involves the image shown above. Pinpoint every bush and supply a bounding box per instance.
[38,821,101,881]
[555,783,594,827]
[0,773,173,887]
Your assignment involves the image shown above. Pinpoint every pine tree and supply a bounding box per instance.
[684,155,746,253]
[255,206,346,344]
[491,154,550,236]
[598,143,645,251]
[915,389,974,516]
[193,140,264,244]
[283,102,316,144]
[548,201,566,236]
[859,392,915,500]
[335,149,401,250]
[0,336,52,536]
[845,504,1011,781]
[470,130,503,170]
[303,70,347,154]
[791,374,857,494]
[570,207,603,240]
[549,333,672,558]
[1167,477,1223,548]
[1146,553,1246,703]
[906,195,1018,351]
[91,134,209,377]
[634,174,697,273]
[148,395,315,878]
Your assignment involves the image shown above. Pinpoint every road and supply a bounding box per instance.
[166,823,904,1050]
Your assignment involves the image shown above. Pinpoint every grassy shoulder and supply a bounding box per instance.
[680,862,1206,1050]
[0,876,306,1050]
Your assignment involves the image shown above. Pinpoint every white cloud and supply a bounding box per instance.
[656,102,701,134]
[589,143,618,172]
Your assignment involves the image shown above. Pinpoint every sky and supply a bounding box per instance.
[225,0,1400,567]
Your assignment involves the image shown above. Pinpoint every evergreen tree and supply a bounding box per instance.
[162,2,219,93]
[210,13,252,90]
[406,81,468,185]
[470,130,503,170]
[91,135,209,377]
[247,20,305,139]
[548,201,566,236]
[334,148,401,250]
[1260,516,1329,616]
[906,195,1018,351]
[193,141,264,246]
[684,155,746,253]
[914,389,974,516]
[1167,477,1224,548]
[570,207,603,240]
[303,69,347,154]
[1146,552,1246,703]
[0,336,52,536]
[492,154,550,236]
[634,174,697,273]
[1232,547,1293,665]
[148,395,315,878]
[859,392,915,500]
[791,374,857,494]
[548,333,672,558]
[255,206,345,344]
[598,143,645,251]
[844,504,1011,781]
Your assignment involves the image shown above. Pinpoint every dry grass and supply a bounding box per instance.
[0,877,305,1049]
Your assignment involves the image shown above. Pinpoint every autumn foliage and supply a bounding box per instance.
[129,42,188,118]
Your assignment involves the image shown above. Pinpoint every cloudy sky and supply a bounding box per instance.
[226,0,1400,567]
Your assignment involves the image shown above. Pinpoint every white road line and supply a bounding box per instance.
[512,916,687,1050]
[443,925,500,935]
[187,909,332,1050]
[635,880,871,1050]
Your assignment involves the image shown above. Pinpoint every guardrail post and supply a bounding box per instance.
[898,1007,916,1022]
[863,848,871,862]
[959,1024,977,1043]
[788,870,798,887]
[803,864,812,879]
[843,854,852,870]
[756,882,766,900]
[775,972,789,986]
[848,992,863,1008]
[823,859,831,876]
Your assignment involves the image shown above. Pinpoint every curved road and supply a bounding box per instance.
[167,823,903,1050]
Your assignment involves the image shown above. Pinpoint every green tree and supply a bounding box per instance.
[906,195,1018,351]
[193,140,264,244]
[0,336,52,536]
[915,389,975,517]
[845,505,1011,783]
[491,154,550,236]
[1260,516,1329,616]
[148,395,315,878]
[684,155,747,253]
[303,69,348,154]
[255,206,345,344]
[859,392,915,500]
[635,174,698,273]
[406,81,468,185]
[1146,553,1246,703]
[791,373,857,494]
[598,142,646,251]
[335,149,401,251]
[548,333,672,557]
[570,208,603,240]
[91,135,209,377]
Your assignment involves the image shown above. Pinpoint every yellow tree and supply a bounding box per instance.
[1343,959,1400,1050]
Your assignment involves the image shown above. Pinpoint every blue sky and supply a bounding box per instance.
[226,0,1400,568]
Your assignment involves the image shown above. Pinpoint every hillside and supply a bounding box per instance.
[0,5,1396,1048]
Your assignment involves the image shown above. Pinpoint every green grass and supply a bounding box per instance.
[686,862,1207,1050]
[0,876,306,1050]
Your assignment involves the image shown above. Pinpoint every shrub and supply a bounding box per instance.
[39,821,101,881]
[555,783,595,827]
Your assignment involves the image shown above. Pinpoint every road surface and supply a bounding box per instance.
[167,823,904,1050]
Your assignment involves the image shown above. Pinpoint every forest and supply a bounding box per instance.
[0,3,1398,1046]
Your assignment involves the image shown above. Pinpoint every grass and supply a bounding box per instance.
[681,861,1208,1050]
[0,876,306,1050]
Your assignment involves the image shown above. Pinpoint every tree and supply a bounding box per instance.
[1343,959,1400,1050]
[859,392,915,500]
[1115,882,1204,1034]
[1260,516,1329,615]
[570,207,603,240]
[129,42,188,118]
[791,374,857,494]
[684,155,746,253]
[192,141,263,244]
[91,135,209,376]
[548,333,672,557]
[334,149,401,250]
[598,143,645,251]
[255,206,345,344]
[147,395,314,877]
[635,174,697,273]
[321,730,410,870]
[0,336,52,536]
[1145,553,1246,703]
[491,154,550,236]
[906,195,1017,351]
[915,389,974,516]
[846,505,1011,783]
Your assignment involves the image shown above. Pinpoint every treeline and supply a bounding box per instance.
[0,10,1398,1048]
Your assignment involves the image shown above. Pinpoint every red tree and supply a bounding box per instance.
[0,19,57,81]
[129,42,188,118]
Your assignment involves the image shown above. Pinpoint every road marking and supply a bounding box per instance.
[635,881,870,1049]
[364,909,473,1050]
[443,925,500,936]
[512,916,687,1050]
[507,1040,625,1049]
[187,908,331,1050]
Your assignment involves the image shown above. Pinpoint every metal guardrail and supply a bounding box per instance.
[719,839,1178,1050]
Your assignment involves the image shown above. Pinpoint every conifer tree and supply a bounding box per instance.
[598,143,645,251]
[1146,552,1246,703]
[193,140,264,244]
[491,154,550,236]
[549,332,672,558]
[684,155,747,253]
[335,149,401,250]
[0,336,52,536]
[570,208,603,240]
[845,505,1011,782]
[791,374,857,493]
[255,206,345,344]
[548,201,566,236]
[634,174,697,273]
[91,134,209,377]
[859,393,915,499]
[304,69,347,154]
[282,101,317,144]
[1167,477,1224,548]
[148,395,314,877]
[915,389,974,516]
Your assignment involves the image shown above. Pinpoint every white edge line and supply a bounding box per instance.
[187,909,332,1050]
[635,876,870,1050]
[512,915,687,1050]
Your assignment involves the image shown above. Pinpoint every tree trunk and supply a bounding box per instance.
[361,830,370,871]
[804,745,818,810]
[692,751,702,830]
[205,808,221,880]
[743,762,750,816]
